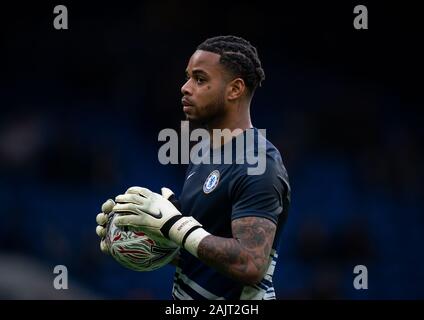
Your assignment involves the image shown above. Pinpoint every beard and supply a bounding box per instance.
[185,92,227,129]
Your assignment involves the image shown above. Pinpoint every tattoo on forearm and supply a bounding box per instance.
[197,217,276,284]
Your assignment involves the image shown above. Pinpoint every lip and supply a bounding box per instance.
[181,97,194,107]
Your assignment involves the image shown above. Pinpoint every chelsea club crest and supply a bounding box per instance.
[203,170,220,194]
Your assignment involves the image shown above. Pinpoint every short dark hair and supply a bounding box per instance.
[197,35,265,94]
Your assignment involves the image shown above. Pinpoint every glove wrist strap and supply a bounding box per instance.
[161,215,183,239]
[168,216,210,257]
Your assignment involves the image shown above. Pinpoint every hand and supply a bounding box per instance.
[113,187,184,238]
[95,199,115,254]
[113,187,210,257]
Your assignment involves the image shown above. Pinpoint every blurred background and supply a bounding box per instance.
[0,1,422,299]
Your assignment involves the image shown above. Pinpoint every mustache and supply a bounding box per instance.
[182,97,195,106]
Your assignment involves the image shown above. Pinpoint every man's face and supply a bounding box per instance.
[181,50,229,125]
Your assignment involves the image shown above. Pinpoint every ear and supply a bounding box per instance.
[227,78,246,101]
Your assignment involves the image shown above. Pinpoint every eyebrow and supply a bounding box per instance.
[186,69,209,77]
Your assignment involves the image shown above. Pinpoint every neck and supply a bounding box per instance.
[207,101,253,148]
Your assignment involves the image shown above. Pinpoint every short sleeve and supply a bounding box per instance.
[230,155,289,224]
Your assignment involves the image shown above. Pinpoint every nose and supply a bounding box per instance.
[181,79,192,96]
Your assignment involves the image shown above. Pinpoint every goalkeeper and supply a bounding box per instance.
[96,36,290,300]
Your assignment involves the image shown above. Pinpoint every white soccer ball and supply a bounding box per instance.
[105,213,179,272]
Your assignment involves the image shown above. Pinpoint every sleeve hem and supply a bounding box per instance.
[231,210,279,225]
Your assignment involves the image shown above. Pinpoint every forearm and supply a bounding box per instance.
[196,234,268,285]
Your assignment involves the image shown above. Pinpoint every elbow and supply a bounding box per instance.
[240,270,265,286]
[234,257,268,286]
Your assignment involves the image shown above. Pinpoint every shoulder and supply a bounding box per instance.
[233,128,289,182]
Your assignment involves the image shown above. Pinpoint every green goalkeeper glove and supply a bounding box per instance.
[113,187,210,257]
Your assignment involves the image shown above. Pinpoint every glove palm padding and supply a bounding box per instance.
[95,199,115,254]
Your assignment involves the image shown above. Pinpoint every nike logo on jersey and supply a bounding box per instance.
[186,171,196,180]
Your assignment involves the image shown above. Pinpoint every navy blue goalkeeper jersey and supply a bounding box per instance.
[172,128,290,300]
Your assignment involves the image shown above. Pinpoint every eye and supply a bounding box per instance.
[196,77,205,84]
